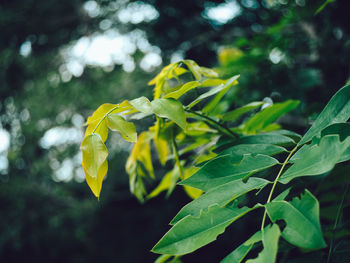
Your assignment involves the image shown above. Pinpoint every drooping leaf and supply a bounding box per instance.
[298,84,350,145]
[152,204,260,255]
[246,224,281,263]
[151,98,186,130]
[182,60,202,80]
[222,101,264,122]
[180,154,278,191]
[171,177,269,224]
[266,190,326,249]
[163,81,200,99]
[106,114,137,143]
[80,134,108,198]
[242,100,300,134]
[85,118,109,142]
[279,135,350,184]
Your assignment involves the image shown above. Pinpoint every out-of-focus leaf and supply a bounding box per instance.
[180,154,278,191]
[266,190,326,249]
[220,242,253,263]
[246,224,281,263]
[81,134,108,198]
[163,81,200,99]
[279,135,350,184]
[152,204,260,255]
[222,101,264,122]
[151,98,186,130]
[199,66,219,78]
[242,100,300,134]
[148,165,181,199]
[298,84,350,145]
[171,177,269,224]
[106,114,137,143]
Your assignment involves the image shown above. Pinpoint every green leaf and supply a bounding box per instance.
[219,144,286,157]
[148,165,181,199]
[80,134,109,198]
[246,224,281,263]
[242,100,300,134]
[182,60,202,80]
[106,114,137,143]
[180,154,278,191]
[222,101,264,122]
[129,96,152,114]
[298,84,350,145]
[187,75,239,109]
[202,75,240,113]
[171,177,269,225]
[279,135,350,184]
[163,81,200,99]
[220,242,253,263]
[152,204,260,255]
[151,98,186,130]
[266,190,326,249]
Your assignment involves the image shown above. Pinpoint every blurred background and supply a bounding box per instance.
[0,0,349,262]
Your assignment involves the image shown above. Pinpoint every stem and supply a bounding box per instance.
[185,108,238,139]
[92,106,119,133]
[327,183,349,263]
[261,145,298,231]
[171,129,184,179]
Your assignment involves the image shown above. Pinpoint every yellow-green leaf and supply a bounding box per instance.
[86,103,117,125]
[163,81,200,99]
[106,114,137,143]
[80,134,108,198]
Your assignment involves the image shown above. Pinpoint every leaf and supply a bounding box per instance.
[298,84,350,145]
[246,224,281,263]
[220,242,253,263]
[199,66,219,78]
[219,144,287,157]
[171,177,269,224]
[279,135,350,184]
[182,167,203,200]
[202,75,240,113]
[180,154,278,191]
[163,81,200,99]
[222,102,264,122]
[129,96,152,114]
[186,75,239,109]
[242,100,300,134]
[200,78,226,87]
[85,118,109,142]
[80,134,108,198]
[266,190,326,249]
[151,98,186,130]
[183,60,202,80]
[85,103,117,125]
[152,204,260,255]
[106,114,137,143]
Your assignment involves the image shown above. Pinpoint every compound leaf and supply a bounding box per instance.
[107,114,137,143]
[151,98,186,130]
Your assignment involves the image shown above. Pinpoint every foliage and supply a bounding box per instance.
[81,60,350,262]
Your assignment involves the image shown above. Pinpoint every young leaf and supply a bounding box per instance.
[80,134,109,198]
[152,204,261,255]
[246,224,281,263]
[106,114,137,143]
[163,81,200,99]
[85,118,109,142]
[85,103,117,125]
[279,135,350,184]
[180,154,278,191]
[242,100,300,134]
[151,98,186,130]
[266,190,326,249]
[171,177,269,225]
[182,60,202,80]
[222,101,264,122]
[298,84,350,145]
